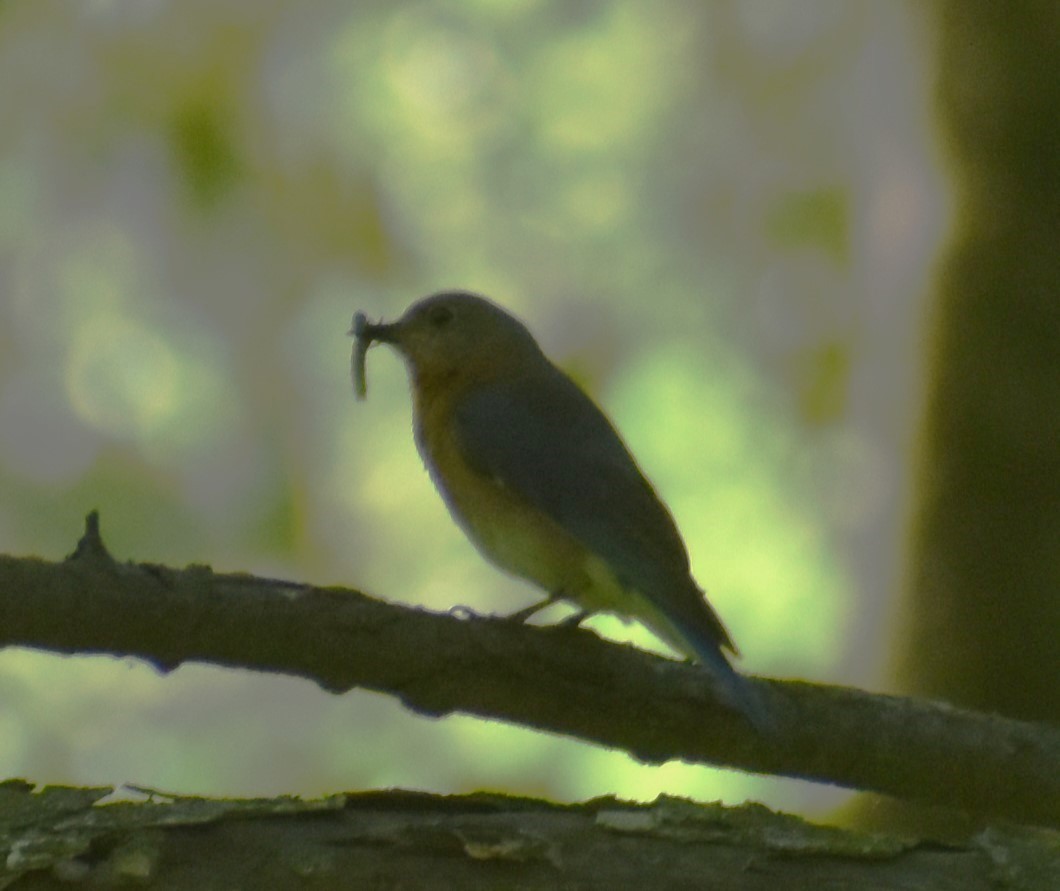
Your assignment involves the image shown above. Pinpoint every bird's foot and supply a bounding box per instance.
[505,592,562,624]
[559,609,591,628]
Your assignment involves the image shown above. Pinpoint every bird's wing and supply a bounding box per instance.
[452,367,735,652]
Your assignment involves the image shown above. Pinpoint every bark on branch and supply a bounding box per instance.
[1,783,1056,890]
[1,513,1057,830]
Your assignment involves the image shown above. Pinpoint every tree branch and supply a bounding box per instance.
[2,783,1056,889]
[1,513,1057,830]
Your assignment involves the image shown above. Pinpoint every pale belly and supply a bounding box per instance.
[418,412,635,614]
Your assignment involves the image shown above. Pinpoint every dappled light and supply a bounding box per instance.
[0,0,947,819]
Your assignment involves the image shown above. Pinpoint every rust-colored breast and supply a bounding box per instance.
[411,375,593,599]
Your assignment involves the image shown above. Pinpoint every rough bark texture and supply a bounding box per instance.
[1,513,1057,835]
[1,783,1057,890]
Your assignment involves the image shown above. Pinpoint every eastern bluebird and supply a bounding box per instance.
[352,290,768,728]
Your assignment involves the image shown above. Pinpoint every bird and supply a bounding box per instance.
[351,290,768,728]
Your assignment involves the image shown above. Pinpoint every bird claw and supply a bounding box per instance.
[505,592,562,624]
[559,609,591,628]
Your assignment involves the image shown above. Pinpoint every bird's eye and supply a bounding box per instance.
[428,305,454,328]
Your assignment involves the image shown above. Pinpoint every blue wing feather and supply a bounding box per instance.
[451,367,771,729]
[451,367,736,653]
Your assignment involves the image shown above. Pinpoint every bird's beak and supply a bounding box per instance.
[364,320,402,344]
[349,315,402,346]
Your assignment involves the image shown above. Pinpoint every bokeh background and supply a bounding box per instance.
[0,1,951,816]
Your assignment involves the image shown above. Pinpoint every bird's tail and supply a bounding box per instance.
[662,616,773,733]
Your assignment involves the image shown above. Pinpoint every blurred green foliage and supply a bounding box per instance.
[0,0,947,816]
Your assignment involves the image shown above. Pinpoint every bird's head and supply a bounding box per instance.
[355,290,544,388]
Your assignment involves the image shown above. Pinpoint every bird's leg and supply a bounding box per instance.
[506,591,562,623]
[560,609,592,628]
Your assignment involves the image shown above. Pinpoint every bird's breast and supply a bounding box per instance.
[412,388,596,599]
